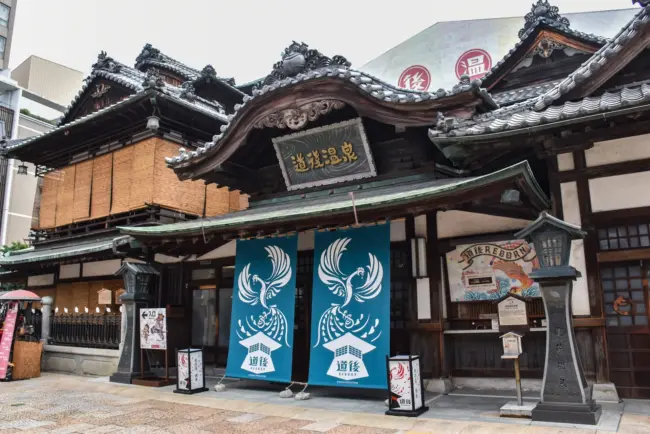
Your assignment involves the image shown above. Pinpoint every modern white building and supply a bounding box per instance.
[362,8,639,92]
[0,56,81,246]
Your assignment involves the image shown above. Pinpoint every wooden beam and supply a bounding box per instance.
[597,248,650,263]
[557,156,650,183]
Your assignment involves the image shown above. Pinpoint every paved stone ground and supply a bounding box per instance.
[1,374,649,433]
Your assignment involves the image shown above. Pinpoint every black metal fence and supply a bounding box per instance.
[50,314,121,349]
[22,312,42,341]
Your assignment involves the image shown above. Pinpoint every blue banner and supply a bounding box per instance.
[308,224,391,389]
[226,236,298,383]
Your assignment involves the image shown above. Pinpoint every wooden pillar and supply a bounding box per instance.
[426,212,443,378]
[574,150,609,383]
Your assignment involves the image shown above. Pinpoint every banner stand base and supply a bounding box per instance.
[385,405,428,417]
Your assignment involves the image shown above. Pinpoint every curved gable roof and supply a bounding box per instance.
[165,41,496,180]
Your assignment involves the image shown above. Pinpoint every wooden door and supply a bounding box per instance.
[291,253,313,382]
[601,261,650,398]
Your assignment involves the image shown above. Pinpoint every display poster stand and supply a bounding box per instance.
[132,307,174,387]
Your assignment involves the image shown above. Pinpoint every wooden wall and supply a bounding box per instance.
[43,279,124,313]
[37,137,245,229]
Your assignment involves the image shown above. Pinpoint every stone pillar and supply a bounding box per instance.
[109,292,150,384]
[109,262,158,384]
[531,275,602,424]
[40,296,53,343]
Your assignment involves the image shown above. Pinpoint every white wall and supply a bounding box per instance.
[560,182,590,316]
[198,220,408,260]
[590,172,650,213]
[587,134,650,167]
[437,210,530,239]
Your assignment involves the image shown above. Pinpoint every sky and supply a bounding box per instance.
[8,0,638,84]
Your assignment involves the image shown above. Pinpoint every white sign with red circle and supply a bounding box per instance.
[455,49,492,81]
[398,65,431,91]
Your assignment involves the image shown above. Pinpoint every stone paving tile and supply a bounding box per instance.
[47,423,98,433]
[227,413,267,423]
[300,420,342,432]
[0,418,55,431]
[326,425,396,434]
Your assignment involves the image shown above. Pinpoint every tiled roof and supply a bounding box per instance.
[135,44,239,92]
[120,161,548,237]
[492,80,563,106]
[165,68,493,168]
[0,236,131,266]
[430,5,650,142]
[481,1,607,86]
[58,56,227,128]
[432,82,650,140]
[5,70,230,155]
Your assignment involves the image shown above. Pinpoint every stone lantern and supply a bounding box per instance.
[109,262,160,384]
[515,212,601,425]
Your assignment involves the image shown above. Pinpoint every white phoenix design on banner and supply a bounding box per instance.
[236,246,292,348]
[315,237,384,348]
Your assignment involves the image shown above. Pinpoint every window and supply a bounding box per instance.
[598,223,650,251]
[0,4,9,27]
[0,36,6,60]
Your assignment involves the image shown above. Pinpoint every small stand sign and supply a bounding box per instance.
[133,307,172,387]
[386,355,428,417]
[499,332,533,418]
[500,332,523,359]
[497,293,529,332]
[175,348,207,395]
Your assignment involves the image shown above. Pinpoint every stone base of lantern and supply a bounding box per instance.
[532,402,602,425]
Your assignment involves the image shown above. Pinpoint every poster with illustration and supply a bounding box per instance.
[140,308,167,350]
[446,240,540,301]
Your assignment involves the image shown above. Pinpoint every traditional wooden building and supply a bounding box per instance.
[115,1,650,399]
[118,37,554,386]
[0,45,244,354]
[429,0,650,398]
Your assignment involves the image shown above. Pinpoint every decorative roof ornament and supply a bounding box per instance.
[633,0,650,6]
[257,41,351,89]
[135,43,162,66]
[253,100,345,131]
[142,68,165,90]
[92,51,122,74]
[91,83,111,99]
[451,74,481,94]
[196,64,236,87]
[519,0,570,39]
[180,81,196,102]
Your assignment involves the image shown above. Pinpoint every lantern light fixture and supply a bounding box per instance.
[17,162,28,175]
[515,212,586,278]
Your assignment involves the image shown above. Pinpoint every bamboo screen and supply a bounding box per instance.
[129,139,155,210]
[38,171,61,228]
[72,160,93,221]
[206,186,230,216]
[51,280,123,313]
[154,140,205,215]
[37,137,239,229]
[55,166,76,226]
[110,147,134,214]
[90,154,112,218]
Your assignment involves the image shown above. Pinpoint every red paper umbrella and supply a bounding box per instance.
[0,289,41,301]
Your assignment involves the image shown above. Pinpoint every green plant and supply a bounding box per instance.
[0,241,29,255]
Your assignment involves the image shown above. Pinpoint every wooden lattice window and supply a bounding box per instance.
[390,243,413,329]
[601,263,648,327]
[598,224,650,251]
